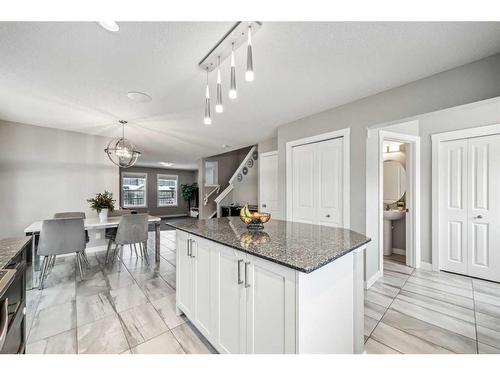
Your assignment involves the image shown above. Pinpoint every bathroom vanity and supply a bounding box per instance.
[169,217,370,354]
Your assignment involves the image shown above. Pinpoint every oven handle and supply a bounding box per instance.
[0,297,9,351]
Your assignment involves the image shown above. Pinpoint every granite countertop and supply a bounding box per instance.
[168,218,371,273]
[0,237,31,269]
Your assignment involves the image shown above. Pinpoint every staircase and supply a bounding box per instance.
[214,145,257,218]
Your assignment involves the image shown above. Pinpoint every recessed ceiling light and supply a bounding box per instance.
[159,162,174,167]
[222,144,231,149]
[97,21,120,32]
[127,91,152,103]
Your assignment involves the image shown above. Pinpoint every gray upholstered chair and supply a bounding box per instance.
[53,212,90,267]
[105,213,149,264]
[38,217,87,289]
[105,209,134,244]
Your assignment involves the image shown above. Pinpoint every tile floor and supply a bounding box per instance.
[26,229,216,354]
[25,229,500,354]
[364,257,500,354]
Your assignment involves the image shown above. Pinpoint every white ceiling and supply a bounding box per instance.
[1,22,500,169]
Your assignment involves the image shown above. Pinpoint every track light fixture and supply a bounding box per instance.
[204,69,212,125]
[216,56,223,113]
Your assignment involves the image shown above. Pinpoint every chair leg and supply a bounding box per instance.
[143,243,150,265]
[133,243,139,258]
[76,252,85,281]
[105,239,113,264]
[111,244,120,264]
[50,255,56,268]
[81,249,91,268]
[38,256,49,290]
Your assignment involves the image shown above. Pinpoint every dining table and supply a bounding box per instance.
[24,215,162,288]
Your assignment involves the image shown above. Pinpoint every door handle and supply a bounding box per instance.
[475,215,483,219]
[244,262,251,288]
[325,214,331,218]
[237,259,244,284]
[262,204,267,208]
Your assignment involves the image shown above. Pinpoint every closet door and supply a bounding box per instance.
[439,139,469,275]
[317,137,343,227]
[291,142,316,224]
[259,152,280,218]
[467,135,500,282]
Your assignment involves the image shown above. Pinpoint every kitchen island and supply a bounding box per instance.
[169,217,370,354]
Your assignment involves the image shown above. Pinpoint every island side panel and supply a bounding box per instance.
[353,246,366,354]
[296,252,354,354]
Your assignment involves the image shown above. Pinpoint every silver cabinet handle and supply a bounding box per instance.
[475,215,483,219]
[244,262,251,288]
[187,239,191,257]
[191,240,196,258]
[237,259,244,284]
[0,297,8,350]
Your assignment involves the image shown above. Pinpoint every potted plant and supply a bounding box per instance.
[87,191,115,222]
[180,183,198,215]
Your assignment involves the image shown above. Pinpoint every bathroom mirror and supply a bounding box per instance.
[383,160,406,204]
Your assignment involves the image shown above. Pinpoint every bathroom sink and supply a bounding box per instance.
[383,210,405,221]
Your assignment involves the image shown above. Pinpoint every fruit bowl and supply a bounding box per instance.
[239,204,271,230]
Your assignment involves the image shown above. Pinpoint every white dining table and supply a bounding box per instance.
[24,215,162,288]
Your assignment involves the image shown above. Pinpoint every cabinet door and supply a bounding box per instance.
[213,244,246,354]
[176,230,193,317]
[191,236,215,339]
[245,255,296,354]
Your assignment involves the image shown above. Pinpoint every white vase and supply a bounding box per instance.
[99,208,108,222]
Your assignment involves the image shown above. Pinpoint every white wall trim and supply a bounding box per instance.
[391,248,406,256]
[431,122,500,272]
[364,270,380,290]
[366,127,421,281]
[258,150,278,213]
[420,262,433,271]
[285,128,350,229]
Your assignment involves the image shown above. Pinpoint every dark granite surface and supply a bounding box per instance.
[0,237,31,269]
[168,217,370,273]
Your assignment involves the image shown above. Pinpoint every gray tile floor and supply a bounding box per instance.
[26,230,216,354]
[26,230,500,354]
[364,257,500,354]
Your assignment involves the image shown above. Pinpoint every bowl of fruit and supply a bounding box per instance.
[239,203,271,230]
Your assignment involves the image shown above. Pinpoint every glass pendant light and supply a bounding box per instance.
[215,56,223,113]
[229,43,237,99]
[204,68,212,125]
[104,120,141,168]
[245,25,254,82]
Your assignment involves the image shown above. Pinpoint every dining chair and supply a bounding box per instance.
[38,217,87,289]
[53,211,90,268]
[105,213,149,265]
[104,209,133,251]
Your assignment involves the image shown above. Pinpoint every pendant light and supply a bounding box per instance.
[215,56,223,113]
[104,120,141,168]
[229,43,237,99]
[245,25,254,82]
[204,68,212,125]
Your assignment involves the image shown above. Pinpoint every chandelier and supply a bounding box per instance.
[104,120,141,168]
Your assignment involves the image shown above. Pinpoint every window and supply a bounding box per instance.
[205,160,218,186]
[122,173,147,208]
[158,174,178,207]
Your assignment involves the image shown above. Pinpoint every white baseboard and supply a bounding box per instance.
[420,261,433,271]
[365,271,380,290]
[392,248,406,255]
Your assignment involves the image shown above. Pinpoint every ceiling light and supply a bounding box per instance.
[204,69,212,125]
[104,120,141,168]
[245,25,254,82]
[97,21,119,32]
[215,56,223,113]
[127,91,152,103]
[229,43,237,99]
[159,162,174,167]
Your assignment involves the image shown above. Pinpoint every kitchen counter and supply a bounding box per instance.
[0,237,31,270]
[168,217,370,273]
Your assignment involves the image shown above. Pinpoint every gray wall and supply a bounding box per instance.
[0,120,119,240]
[258,137,278,154]
[275,53,500,280]
[119,166,197,217]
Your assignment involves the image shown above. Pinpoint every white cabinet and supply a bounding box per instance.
[176,230,364,354]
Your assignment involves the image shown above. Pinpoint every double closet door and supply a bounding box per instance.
[439,134,500,282]
[291,137,344,227]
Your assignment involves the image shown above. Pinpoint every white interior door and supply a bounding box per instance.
[439,135,500,282]
[259,152,279,218]
[467,135,500,282]
[291,137,344,227]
